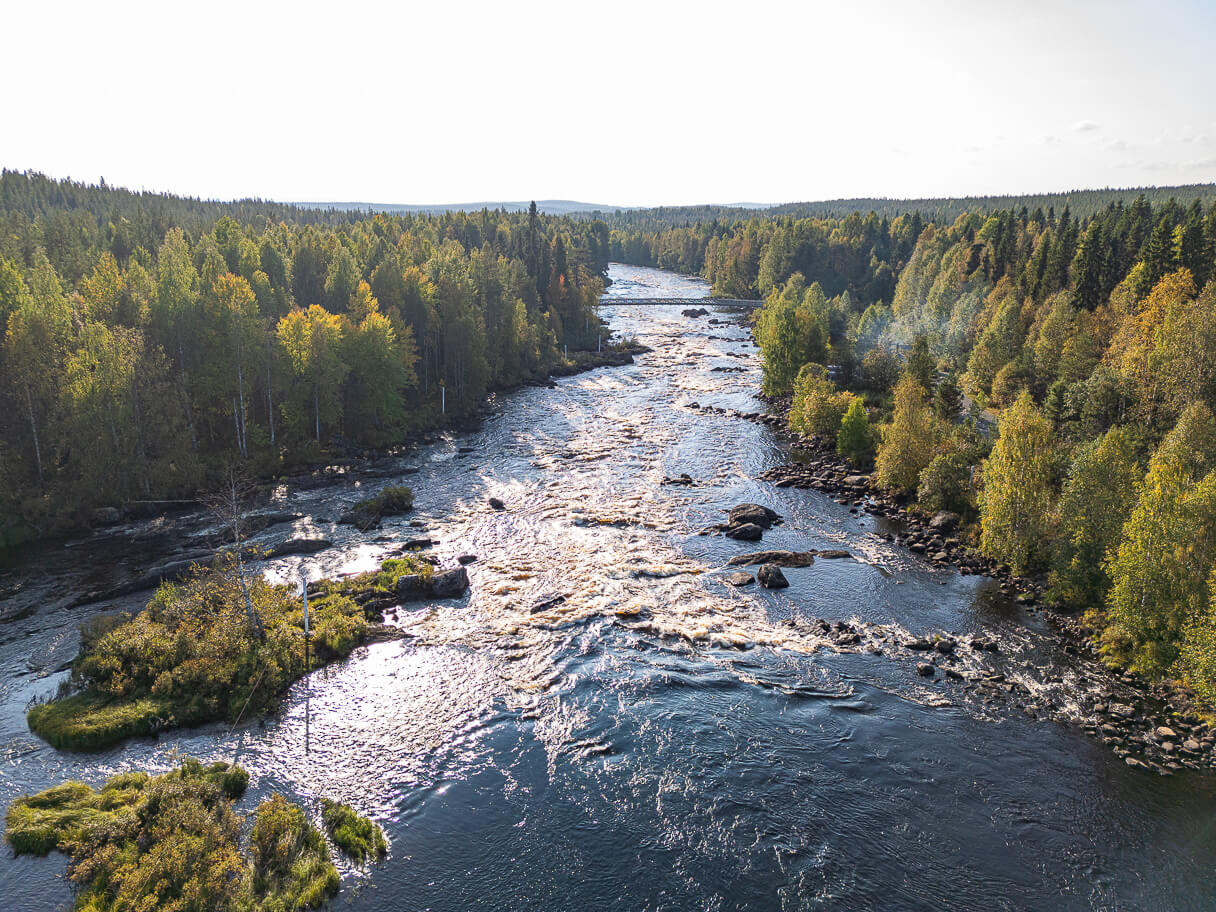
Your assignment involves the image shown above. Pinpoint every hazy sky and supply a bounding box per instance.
[5,0,1215,206]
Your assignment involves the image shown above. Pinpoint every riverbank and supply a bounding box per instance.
[692,393,1216,775]
[2,340,651,556]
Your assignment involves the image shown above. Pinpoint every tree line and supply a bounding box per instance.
[588,183,1216,233]
[0,174,613,546]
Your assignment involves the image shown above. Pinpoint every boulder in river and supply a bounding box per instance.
[92,506,122,526]
[916,662,936,677]
[726,523,764,542]
[488,497,506,511]
[726,572,755,587]
[728,503,781,529]
[726,550,818,568]
[265,537,331,558]
[396,565,470,601]
[757,564,789,589]
[430,566,470,598]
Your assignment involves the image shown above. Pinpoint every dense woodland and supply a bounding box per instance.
[0,172,611,546]
[613,193,1216,704]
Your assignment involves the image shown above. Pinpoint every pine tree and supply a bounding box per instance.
[933,373,963,422]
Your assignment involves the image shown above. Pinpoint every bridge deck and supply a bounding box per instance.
[598,297,760,307]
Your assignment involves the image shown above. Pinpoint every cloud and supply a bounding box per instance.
[1042,134,1062,145]
[1184,156,1216,170]
[1072,120,1099,132]
[1105,139,1132,152]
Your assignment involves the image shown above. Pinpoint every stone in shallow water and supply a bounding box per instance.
[726,572,755,587]
[728,503,781,529]
[757,564,789,589]
[726,523,763,542]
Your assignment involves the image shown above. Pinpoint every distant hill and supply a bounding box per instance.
[293,199,628,216]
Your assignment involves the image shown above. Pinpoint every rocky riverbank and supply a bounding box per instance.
[688,397,1216,776]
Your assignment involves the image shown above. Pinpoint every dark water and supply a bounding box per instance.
[2,264,1216,911]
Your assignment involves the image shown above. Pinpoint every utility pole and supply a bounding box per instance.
[299,571,311,755]
[299,571,310,675]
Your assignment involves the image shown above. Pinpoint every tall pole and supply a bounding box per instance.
[300,572,310,674]
[300,571,310,755]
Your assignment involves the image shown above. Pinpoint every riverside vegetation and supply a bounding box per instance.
[0,170,614,547]
[608,194,1216,709]
[4,758,386,911]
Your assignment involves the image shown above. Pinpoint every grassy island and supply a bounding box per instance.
[28,556,428,751]
[3,759,384,911]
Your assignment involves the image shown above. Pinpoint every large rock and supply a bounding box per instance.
[757,564,789,589]
[726,572,755,587]
[726,549,839,568]
[726,523,764,542]
[396,565,470,601]
[266,537,331,558]
[429,566,470,598]
[929,511,961,532]
[728,503,781,529]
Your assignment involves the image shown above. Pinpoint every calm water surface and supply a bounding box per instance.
[2,264,1215,911]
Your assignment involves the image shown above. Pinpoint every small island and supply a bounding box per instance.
[27,551,466,751]
[4,758,386,911]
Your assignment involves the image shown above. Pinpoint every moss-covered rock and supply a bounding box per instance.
[338,485,414,531]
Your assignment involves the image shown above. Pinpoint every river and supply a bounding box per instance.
[1,264,1215,910]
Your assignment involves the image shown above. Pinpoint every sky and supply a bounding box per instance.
[4,0,1215,207]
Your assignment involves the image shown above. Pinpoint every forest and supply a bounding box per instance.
[0,171,611,547]
[611,193,1216,704]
